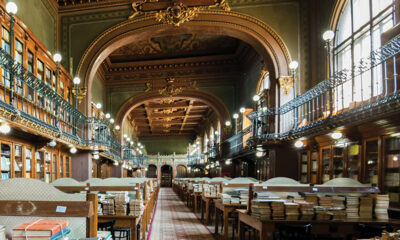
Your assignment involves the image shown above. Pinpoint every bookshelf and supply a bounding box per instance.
[332,146,344,179]
[364,138,379,185]
[347,143,361,181]
[1,142,11,180]
[45,152,51,183]
[321,146,331,183]
[299,151,308,183]
[13,145,23,178]
[25,148,32,178]
[52,153,57,181]
[311,151,318,184]
[383,137,400,208]
[36,151,45,181]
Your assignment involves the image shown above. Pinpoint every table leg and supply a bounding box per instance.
[201,199,204,221]
[260,223,274,240]
[238,218,244,240]
[206,200,210,224]
[223,210,229,240]
[214,207,219,235]
[130,219,137,240]
[194,195,198,214]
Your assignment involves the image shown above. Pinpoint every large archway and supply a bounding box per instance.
[76,10,292,115]
[161,165,173,187]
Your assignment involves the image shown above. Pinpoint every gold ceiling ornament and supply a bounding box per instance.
[163,124,172,128]
[160,98,175,104]
[72,87,87,104]
[145,82,152,92]
[278,76,294,95]
[164,117,174,122]
[155,108,178,115]
[158,77,184,98]
[129,0,230,26]
[163,129,171,133]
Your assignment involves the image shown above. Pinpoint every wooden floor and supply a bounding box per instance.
[148,188,215,240]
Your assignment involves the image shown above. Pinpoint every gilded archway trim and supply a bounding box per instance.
[76,10,292,116]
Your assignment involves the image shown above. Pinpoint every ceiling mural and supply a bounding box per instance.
[109,34,240,62]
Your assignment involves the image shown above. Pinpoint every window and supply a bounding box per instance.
[15,39,23,95]
[334,0,394,110]
[2,27,10,88]
[45,68,52,111]
[258,72,270,94]
[59,80,64,97]
[27,51,34,101]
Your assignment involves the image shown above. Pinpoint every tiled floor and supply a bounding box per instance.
[148,188,215,240]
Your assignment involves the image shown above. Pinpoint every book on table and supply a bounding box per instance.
[12,220,69,239]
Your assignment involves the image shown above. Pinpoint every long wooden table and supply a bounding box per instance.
[98,215,141,240]
[193,191,202,214]
[214,200,247,240]
[201,195,220,224]
[237,209,400,240]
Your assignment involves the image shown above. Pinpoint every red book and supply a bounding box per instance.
[12,220,68,237]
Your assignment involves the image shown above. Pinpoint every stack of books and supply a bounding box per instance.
[12,220,70,240]
[359,197,373,219]
[284,202,300,220]
[296,201,314,220]
[193,184,203,192]
[305,193,318,206]
[0,225,5,240]
[251,199,271,221]
[331,208,346,220]
[129,199,143,217]
[314,206,331,220]
[346,196,360,219]
[115,192,128,216]
[222,194,231,204]
[271,200,285,220]
[374,194,389,220]
[239,189,249,205]
[332,196,346,209]
[203,184,219,197]
[102,197,115,215]
[318,196,333,208]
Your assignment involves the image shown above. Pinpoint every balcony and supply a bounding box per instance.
[247,32,400,143]
[221,127,251,157]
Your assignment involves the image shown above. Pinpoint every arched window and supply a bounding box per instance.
[333,0,394,110]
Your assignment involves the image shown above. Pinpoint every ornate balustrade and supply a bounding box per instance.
[247,32,400,142]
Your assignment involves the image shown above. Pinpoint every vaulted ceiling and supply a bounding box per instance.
[128,98,212,138]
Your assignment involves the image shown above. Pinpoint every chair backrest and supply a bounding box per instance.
[98,219,115,231]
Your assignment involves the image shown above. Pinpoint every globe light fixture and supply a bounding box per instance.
[233,113,239,119]
[70,147,77,154]
[225,159,232,165]
[294,140,304,148]
[0,123,11,134]
[225,121,231,126]
[105,113,111,119]
[256,151,263,157]
[289,61,299,70]
[48,140,57,147]
[53,53,62,63]
[93,154,99,160]
[240,107,246,113]
[110,118,115,124]
[331,132,343,140]
[96,102,102,109]
[323,30,335,42]
[73,77,81,85]
[253,95,260,102]
[6,2,18,15]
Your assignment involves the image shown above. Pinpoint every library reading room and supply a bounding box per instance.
[1,0,400,239]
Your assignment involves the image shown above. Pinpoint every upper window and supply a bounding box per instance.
[333,0,395,110]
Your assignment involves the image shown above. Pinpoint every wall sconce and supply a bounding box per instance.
[279,76,294,95]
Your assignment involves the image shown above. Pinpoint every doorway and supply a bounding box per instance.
[161,165,173,187]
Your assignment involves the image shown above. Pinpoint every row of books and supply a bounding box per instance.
[12,220,70,240]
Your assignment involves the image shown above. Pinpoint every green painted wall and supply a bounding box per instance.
[239,57,263,109]
[141,138,191,155]
[5,0,56,51]
[91,74,106,109]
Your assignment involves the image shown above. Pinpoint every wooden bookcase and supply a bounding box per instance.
[382,136,400,208]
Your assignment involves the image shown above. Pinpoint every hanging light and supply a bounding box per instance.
[225,121,231,126]
[294,140,304,148]
[105,113,111,119]
[233,113,239,119]
[70,147,77,154]
[113,161,119,166]
[110,118,115,124]
[123,134,128,138]
[115,125,120,130]
[96,102,102,109]
[331,132,343,140]
[93,154,99,160]
[240,107,246,113]
[48,140,57,147]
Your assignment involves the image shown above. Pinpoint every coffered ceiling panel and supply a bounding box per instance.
[129,98,211,138]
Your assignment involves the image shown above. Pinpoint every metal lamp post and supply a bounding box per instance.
[53,53,62,128]
[323,30,335,115]
[289,60,299,128]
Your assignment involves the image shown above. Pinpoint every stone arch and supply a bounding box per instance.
[146,164,157,178]
[76,10,292,115]
[114,89,231,136]
[176,165,187,178]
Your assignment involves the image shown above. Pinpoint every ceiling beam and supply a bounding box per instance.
[180,100,193,133]
[143,103,153,134]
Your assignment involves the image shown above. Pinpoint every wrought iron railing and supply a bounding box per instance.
[222,126,251,157]
[247,32,400,141]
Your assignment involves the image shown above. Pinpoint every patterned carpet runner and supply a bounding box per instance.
[148,188,215,240]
